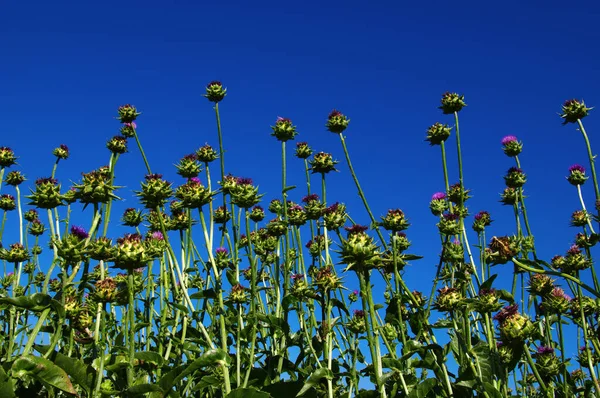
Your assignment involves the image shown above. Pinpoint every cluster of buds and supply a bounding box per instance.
[196,144,218,163]
[441,239,464,263]
[429,192,448,216]
[560,99,592,124]
[287,204,307,226]
[111,233,152,270]
[213,205,231,224]
[290,274,313,300]
[504,167,527,188]
[92,278,122,303]
[106,136,128,154]
[52,225,89,266]
[439,92,466,114]
[0,194,16,211]
[295,142,313,159]
[501,136,522,157]
[380,209,409,232]
[325,110,350,134]
[434,286,464,312]
[120,122,136,138]
[346,310,367,334]
[122,208,144,227]
[5,170,26,186]
[485,236,517,265]
[339,225,381,272]
[228,284,248,304]
[567,164,588,186]
[527,274,555,297]
[52,144,70,160]
[271,117,298,142]
[552,245,592,274]
[175,154,201,178]
[0,243,30,263]
[251,229,279,258]
[447,183,470,205]
[27,177,62,209]
[266,218,287,237]
[249,205,265,222]
[437,213,461,236]
[305,234,331,257]
[175,177,213,209]
[0,147,17,168]
[535,346,561,379]
[494,305,534,342]
[136,174,173,209]
[578,346,600,367]
[425,122,452,145]
[309,152,338,174]
[268,199,282,215]
[88,237,113,261]
[472,211,492,232]
[204,81,227,103]
[230,177,262,209]
[312,266,343,292]
[213,247,231,270]
[571,210,591,227]
[302,194,325,220]
[473,288,503,313]
[73,167,117,205]
[145,231,166,258]
[323,202,347,230]
[117,104,140,124]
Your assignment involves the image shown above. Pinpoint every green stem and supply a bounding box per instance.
[453,112,464,187]
[578,119,600,201]
[133,126,152,174]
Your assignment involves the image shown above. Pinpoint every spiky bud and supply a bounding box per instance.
[439,92,466,114]
[295,142,313,159]
[204,81,227,103]
[27,177,63,209]
[136,174,173,209]
[4,171,25,186]
[326,109,350,134]
[309,152,338,174]
[0,147,17,168]
[501,136,523,157]
[117,104,140,123]
[560,99,592,124]
[425,122,451,145]
[53,144,70,160]
[271,117,298,142]
[196,144,218,163]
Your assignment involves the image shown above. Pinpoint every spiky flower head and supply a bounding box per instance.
[326,109,350,134]
[339,225,381,273]
[527,274,555,297]
[295,142,313,159]
[561,99,592,124]
[439,92,466,114]
[136,174,173,209]
[346,309,367,334]
[53,144,70,160]
[447,183,471,205]
[230,177,263,209]
[117,104,140,124]
[0,194,16,211]
[472,211,493,232]
[473,288,502,313]
[0,147,17,168]
[73,167,119,205]
[121,208,143,227]
[570,295,597,317]
[120,122,137,138]
[23,209,38,222]
[561,244,592,274]
[4,170,26,186]
[52,227,88,265]
[175,178,213,209]
[92,278,120,303]
[111,233,151,270]
[437,213,461,236]
[425,122,452,145]
[306,234,331,257]
[213,205,231,224]
[106,136,128,154]
[287,204,307,226]
[500,135,523,157]
[271,117,298,142]
[567,164,588,186]
[434,286,464,312]
[571,209,591,227]
[380,209,410,232]
[196,144,218,163]
[27,177,63,209]
[542,286,571,314]
[88,237,113,261]
[266,218,288,237]
[500,187,518,206]
[441,239,464,263]
[268,199,282,215]
[204,81,227,103]
[535,346,560,378]
[309,152,338,174]
[174,154,201,178]
[429,192,448,216]
[0,243,30,263]
[494,305,534,342]
[323,202,347,230]
[312,266,343,292]
[302,194,325,220]
[228,284,248,304]
[504,167,527,188]
[249,205,265,222]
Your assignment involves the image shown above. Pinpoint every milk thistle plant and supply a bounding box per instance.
[1,87,600,398]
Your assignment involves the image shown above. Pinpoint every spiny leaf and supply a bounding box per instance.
[296,368,333,397]
[12,355,77,395]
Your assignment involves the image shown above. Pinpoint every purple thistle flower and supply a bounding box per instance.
[569,164,586,173]
[150,231,164,241]
[145,173,163,181]
[567,244,582,255]
[474,211,490,221]
[328,109,343,119]
[501,135,518,146]
[507,167,524,174]
[189,177,201,185]
[431,192,446,201]
[236,177,253,185]
[353,309,365,317]
[537,346,555,355]
[35,177,58,186]
[216,247,229,255]
[183,153,198,161]
[551,287,571,301]
[124,122,137,129]
[302,194,320,203]
[493,304,519,323]
[344,224,369,235]
[443,213,459,221]
[70,225,89,240]
[451,238,461,246]
[252,205,263,211]
[207,81,222,88]
[60,144,69,151]
[290,273,303,280]
[324,202,340,213]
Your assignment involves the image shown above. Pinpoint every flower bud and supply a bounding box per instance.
[228,283,248,304]
[204,81,226,103]
[287,205,307,226]
[213,205,231,224]
[73,167,118,205]
[295,142,313,159]
[88,237,113,261]
[1,243,30,263]
[106,136,128,154]
[122,208,143,227]
[23,209,38,222]
[111,233,151,270]
[266,218,288,237]
[326,110,350,134]
[175,154,201,178]
[439,92,466,114]
[535,346,560,378]
[500,187,518,205]
[339,225,381,272]
[230,178,262,209]
[196,144,218,163]
[434,286,464,312]
[429,192,448,216]
[323,202,347,230]
[472,211,492,232]
[447,183,470,205]
[271,117,298,142]
[0,194,16,211]
[27,219,46,236]
[306,235,331,257]
[53,144,70,160]
[441,239,464,263]
[486,236,517,265]
[120,122,136,138]
[4,171,25,186]
[542,287,571,314]
[175,178,213,209]
[302,194,325,220]
[313,266,343,291]
[474,288,502,313]
[117,104,140,123]
[249,205,265,222]
[527,274,555,297]
[501,136,522,157]
[504,167,526,188]
[380,209,409,232]
[567,164,588,186]
[27,177,63,209]
[309,152,338,174]
[346,310,367,334]
[561,99,592,124]
[437,213,461,236]
[571,210,590,227]
[136,174,173,209]
[425,122,451,145]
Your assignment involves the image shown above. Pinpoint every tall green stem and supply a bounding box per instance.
[578,119,600,201]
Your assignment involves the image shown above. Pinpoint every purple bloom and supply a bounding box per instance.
[252,205,263,211]
[328,109,343,119]
[507,167,523,174]
[537,346,555,355]
[431,192,446,201]
[493,304,519,323]
[145,173,163,181]
[290,273,303,280]
[501,135,518,145]
[353,290,359,295]
[569,164,586,173]
[276,116,292,123]
[567,244,581,255]
[207,81,222,88]
[451,238,461,246]
[302,194,320,203]
[190,177,201,185]
[551,287,571,301]
[216,247,229,255]
[124,122,137,129]
[353,309,365,317]
[344,224,369,235]
[443,213,459,221]
[151,231,164,241]
[70,225,89,240]
[35,177,58,186]
[474,211,490,221]
[236,177,253,185]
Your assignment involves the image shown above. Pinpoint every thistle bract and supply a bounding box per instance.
[27,177,63,209]
[271,117,298,142]
[204,81,227,103]
[136,174,173,209]
[425,122,451,145]
[439,92,466,114]
[326,109,350,134]
[561,99,592,124]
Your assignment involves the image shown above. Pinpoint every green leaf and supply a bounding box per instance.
[159,349,227,392]
[496,289,515,304]
[408,377,438,398]
[12,355,77,395]
[128,383,165,395]
[472,344,493,384]
[482,382,503,398]
[330,298,349,316]
[226,387,272,397]
[0,365,15,398]
[190,288,217,299]
[480,274,498,291]
[262,380,315,398]
[42,347,95,393]
[168,301,189,313]
[134,351,164,367]
[296,368,333,397]
[0,294,65,318]
[282,185,296,193]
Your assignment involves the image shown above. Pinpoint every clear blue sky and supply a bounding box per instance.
[2,0,600,321]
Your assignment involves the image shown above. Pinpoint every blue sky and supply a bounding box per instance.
[2,0,600,348]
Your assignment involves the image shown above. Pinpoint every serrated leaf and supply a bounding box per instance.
[296,368,332,397]
[34,345,95,393]
[12,355,77,395]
